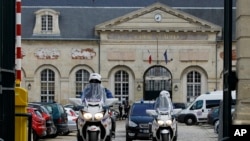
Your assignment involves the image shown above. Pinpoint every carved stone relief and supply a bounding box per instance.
[71,48,96,59]
[34,48,60,59]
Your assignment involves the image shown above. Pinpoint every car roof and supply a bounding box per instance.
[133,100,155,104]
[27,107,37,110]
[130,101,155,116]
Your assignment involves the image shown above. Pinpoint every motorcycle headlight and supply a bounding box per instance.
[94,113,104,120]
[83,113,92,120]
[166,119,172,126]
[157,120,164,126]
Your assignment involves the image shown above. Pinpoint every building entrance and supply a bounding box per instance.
[143,66,172,100]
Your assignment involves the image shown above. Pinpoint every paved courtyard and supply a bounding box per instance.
[42,120,218,141]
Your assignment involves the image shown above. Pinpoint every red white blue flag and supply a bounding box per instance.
[164,50,168,64]
[148,50,152,64]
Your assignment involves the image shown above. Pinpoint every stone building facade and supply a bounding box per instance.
[233,0,250,124]
[20,1,236,105]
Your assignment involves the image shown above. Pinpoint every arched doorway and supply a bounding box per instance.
[143,66,172,100]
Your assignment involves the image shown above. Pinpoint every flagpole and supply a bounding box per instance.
[157,35,159,64]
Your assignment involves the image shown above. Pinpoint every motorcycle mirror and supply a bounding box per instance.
[69,98,82,106]
[103,105,110,110]
[105,98,119,106]
[146,109,157,116]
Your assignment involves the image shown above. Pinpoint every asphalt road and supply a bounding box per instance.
[41,120,218,141]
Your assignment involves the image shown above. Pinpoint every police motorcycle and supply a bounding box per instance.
[69,83,118,141]
[146,91,177,141]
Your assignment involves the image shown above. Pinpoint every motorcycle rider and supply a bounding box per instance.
[149,90,177,141]
[81,73,116,137]
[154,90,173,110]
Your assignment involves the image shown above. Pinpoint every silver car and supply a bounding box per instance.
[64,107,78,135]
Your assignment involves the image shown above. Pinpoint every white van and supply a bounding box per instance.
[177,90,236,125]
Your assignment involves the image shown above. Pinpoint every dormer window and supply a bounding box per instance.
[33,9,60,35]
[41,15,53,33]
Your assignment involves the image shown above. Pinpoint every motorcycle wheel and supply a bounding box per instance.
[161,133,171,141]
[77,132,83,141]
[105,135,112,141]
[105,130,112,141]
[89,132,98,141]
[173,127,177,141]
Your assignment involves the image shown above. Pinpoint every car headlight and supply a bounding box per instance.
[94,113,104,120]
[128,120,137,127]
[166,120,172,126]
[157,120,164,126]
[83,113,92,120]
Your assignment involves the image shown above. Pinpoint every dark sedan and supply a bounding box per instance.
[125,100,155,141]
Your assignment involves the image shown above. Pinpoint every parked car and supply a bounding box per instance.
[214,105,235,134]
[207,106,219,125]
[33,102,69,135]
[173,102,187,109]
[214,120,219,134]
[125,100,155,141]
[64,107,78,135]
[28,103,58,138]
[27,107,47,141]
[173,102,187,115]
[64,104,84,115]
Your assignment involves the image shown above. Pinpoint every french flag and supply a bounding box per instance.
[148,50,152,64]
[164,50,168,64]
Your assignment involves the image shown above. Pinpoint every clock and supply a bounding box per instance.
[154,14,162,22]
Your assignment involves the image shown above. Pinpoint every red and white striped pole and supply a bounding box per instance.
[16,0,22,86]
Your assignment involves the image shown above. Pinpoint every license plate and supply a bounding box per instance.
[140,129,149,133]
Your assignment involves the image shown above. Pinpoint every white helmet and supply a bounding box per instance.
[89,73,101,83]
[160,90,170,98]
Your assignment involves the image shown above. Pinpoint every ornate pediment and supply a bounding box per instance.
[95,2,221,33]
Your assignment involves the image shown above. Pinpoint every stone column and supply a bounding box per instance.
[234,0,250,124]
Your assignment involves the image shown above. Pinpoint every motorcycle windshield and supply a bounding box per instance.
[154,96,171,111]
[82,83,105,102]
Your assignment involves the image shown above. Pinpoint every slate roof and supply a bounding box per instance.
[22,0,236,40]
[22,0,235,7]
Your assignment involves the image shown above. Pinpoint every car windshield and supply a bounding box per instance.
[40,105,50,114]
[82,83,105,102]
[154,96,172,111]
[34,110,43,118]
[131,103,154,116]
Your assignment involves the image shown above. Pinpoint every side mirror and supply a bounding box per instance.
[69,98,82,106]
[146,109,157,116]
[103,105,110,110]
[105,98,119,106]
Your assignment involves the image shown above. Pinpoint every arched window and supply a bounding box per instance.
[187,71,201,102]
[41,69,55,102]
[75,69,90,98]
[114,70,129,103]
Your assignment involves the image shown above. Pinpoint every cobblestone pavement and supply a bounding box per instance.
[177,122,218,141]
[41,120,218,141]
